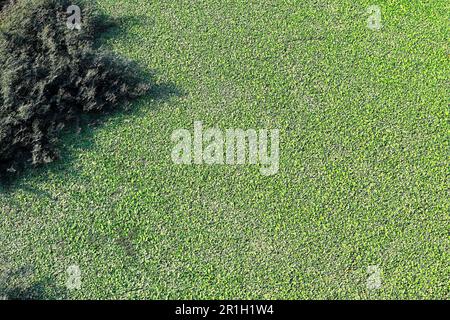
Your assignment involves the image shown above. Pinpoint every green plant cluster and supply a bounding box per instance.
[0,0,149,176]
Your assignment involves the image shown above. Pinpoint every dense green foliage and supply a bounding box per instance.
[0,0,149,176]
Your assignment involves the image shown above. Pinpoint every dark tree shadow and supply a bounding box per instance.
[0,80,183,193]
[0,10,184,192]
[0,266,67,300]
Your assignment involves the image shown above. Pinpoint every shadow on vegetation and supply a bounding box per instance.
[0,2,183,191]
[0,80,182,192]
[0,266,67,300]
[95,14,156,47]
[0,9,183,192]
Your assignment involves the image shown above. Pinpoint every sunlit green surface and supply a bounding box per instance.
[0,0,448,299]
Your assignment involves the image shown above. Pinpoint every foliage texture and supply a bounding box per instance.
[0,0,149,176]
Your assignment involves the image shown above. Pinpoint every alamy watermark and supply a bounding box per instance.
[66,5,82,30]
[367,265,382,290]
[171,121,280,176]
[367,5,382,30]
[66,265,81,290]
